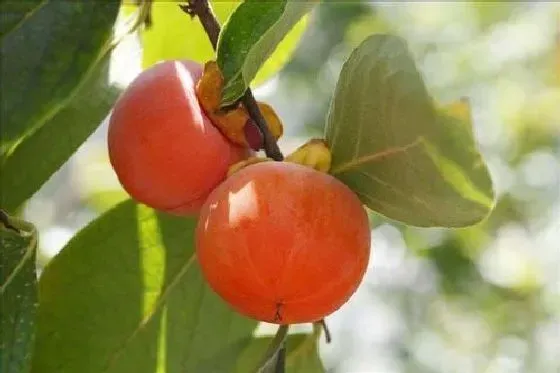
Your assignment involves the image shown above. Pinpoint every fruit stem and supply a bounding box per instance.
[319,318,332,343]
[180,0,285,161]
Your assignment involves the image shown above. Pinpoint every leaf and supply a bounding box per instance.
[0,215,38,373]
[0,55,119,213]
[0,0,45,38]
[216,0,316,106]
[234,334,325,373]
[138,0,306,88]
[85,190,130,215]
[0,1,119,154]
[326,35,495,228]
[32,200,258,373]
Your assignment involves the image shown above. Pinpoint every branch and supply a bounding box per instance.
[274,342,286,373]
[180,0,284,161]
[0,208,19,233]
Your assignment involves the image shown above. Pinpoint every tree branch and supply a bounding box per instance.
[180,0,284,161]
[1,208,19,233]
[274,342,286,373]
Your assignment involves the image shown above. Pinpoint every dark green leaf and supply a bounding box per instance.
[216,0,315,106]
[326,35,495,227]
[0,1,119,154]
[32,200,258,373]
[0,0,44,38]
[0,215,38,373]
[0,54,119,213]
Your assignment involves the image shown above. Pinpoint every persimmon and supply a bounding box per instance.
[108,60,249,215]
[196,161,371,324]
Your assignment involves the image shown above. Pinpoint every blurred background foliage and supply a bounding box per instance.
[24,2,559,372]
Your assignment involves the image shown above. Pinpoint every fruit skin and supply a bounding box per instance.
[108,60,249,215]
[196,162,371,324]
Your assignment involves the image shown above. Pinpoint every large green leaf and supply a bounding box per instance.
[136,0,307,88]
[0,55,119,213]
[0,1,119,154]
[32,200,258,373]
[326,35,495,227]
[216,0,316,106]
[0,214,38,373]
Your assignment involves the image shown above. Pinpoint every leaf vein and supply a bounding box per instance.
[1,0,48,38]
[331,137,422,175]
[102,253,197,372]
[0,231,37,294]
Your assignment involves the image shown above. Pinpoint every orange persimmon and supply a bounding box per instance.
[196,161,371,324]
[108,60,249,215]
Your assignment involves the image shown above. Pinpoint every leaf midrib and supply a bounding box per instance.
[331,137,423,175]
[3,8,117,161]
[1,0,48,39]
[0,229,37,294]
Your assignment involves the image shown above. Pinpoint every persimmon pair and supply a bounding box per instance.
[107,60,370,324]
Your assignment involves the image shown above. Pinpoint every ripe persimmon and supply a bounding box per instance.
[108,60,249,215]
[196,162,371,324]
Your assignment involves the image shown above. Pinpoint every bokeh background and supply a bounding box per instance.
[25,2,559,373]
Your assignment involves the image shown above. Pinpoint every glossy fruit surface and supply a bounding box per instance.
[108,60,248,215]
[196,162,371,324]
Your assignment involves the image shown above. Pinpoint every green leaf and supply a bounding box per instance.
[235,334,325,373]
[32,200,258,373]
[0,1,119,154]
[0,0,45,38]
[0,55,119,213]
[138,1,307,89]
[326,35,495,228]
[217,0,316,106]
[1,214,38,373]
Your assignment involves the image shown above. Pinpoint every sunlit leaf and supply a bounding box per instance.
[326,35,495,227]
[140,1,237,68]
[32,200,257,373]
[216,0,316,106]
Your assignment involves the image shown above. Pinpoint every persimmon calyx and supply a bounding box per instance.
[227,156,272,177]
[195,61,283,150]
[285,139,332,173]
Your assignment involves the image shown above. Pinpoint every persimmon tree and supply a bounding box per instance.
[1,1,495,373]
